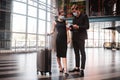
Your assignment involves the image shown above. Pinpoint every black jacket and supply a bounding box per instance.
[71,13,89,40]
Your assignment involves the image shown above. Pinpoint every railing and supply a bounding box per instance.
[0,40,45,53]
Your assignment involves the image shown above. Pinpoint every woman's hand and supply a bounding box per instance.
[67,38,70,44]
[47,33,51,36]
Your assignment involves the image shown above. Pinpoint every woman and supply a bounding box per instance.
[48,9,70,76]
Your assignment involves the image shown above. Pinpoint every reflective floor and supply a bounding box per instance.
[0,48,120,80]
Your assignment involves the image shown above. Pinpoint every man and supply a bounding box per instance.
[69,4,89,77]
[104,0,114,15]
[116,0,120,15]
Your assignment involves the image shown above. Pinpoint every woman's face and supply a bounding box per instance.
[58,10,65,20]
[60,11,65,16]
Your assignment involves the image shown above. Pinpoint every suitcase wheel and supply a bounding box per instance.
[39,71,51,75]
[49,72,52,75]
[37,71,39,75]
[37,70,40,75]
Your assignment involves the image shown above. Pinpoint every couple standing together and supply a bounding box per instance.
[49,4,89,77]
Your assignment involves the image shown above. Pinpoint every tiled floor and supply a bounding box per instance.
[0,48,120,80]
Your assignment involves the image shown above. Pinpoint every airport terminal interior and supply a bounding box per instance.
[0,0,120,80]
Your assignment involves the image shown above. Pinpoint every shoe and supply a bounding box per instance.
[69,68,80,72]
[59,68,64,73]
[79,70,84,77]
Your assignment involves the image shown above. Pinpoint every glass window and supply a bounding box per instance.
[11,0,53,50]
[115,21,120,26]
[104,22,112,27]
[99,22,104,40]
[99,40,104,47]
[118,34,120,43]
[46,0,52,13]
[39,9,46,20]
[28,17,37,33]
[27,34,36,47]
[99,32,104,40]
[105,30,111,40]
[94,31,98,40]
[115,21,120,42]
[38,35,45,47]
[88,32,93,39]
[28,6,37,17]
[116,31,119,42]
[38,20,45,34]
[99,22,105,29]
[47,12,51,21]
[39,4,46,10]
[15,0,26,3]
[12,33,25,41]
[88,23,94,40]
[12,14,26,32]
[104,39,110,42]
[94,40,98,47]
[47,0,51,5]
[28,0,37,6]
[13,1,26,14]
[87,40,94,47]
[99,22,105,33]
[39,0,46,4]
[47,22,51,33]
[93,23,99,31]
[86,21,116,47]
[12,33,25,47]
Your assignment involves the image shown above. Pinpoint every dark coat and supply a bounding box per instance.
[71,13,89,41]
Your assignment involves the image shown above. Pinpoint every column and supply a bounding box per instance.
[0,0,12,49]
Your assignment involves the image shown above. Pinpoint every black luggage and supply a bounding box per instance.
[37,36,52,75]
[37,48,51,75]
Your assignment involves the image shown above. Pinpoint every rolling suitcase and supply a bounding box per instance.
[37,36,52,75]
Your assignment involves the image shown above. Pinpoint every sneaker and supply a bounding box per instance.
[69,68,80,72]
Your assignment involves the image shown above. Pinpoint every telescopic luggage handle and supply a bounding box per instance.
[45,35,51,49]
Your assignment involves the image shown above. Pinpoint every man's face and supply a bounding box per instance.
[71,8,79,17]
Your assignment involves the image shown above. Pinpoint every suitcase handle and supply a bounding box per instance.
[45,35,51,49]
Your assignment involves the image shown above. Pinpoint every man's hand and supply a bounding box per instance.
[73,24,79,29]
